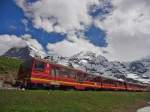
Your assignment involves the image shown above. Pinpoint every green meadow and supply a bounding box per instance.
[0,90,150,112]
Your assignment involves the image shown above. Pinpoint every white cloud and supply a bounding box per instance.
[0,34,45,55]
[47,34,103,57]
[0,34,27,55]
[21,34,44,51]
[15,0,101,33]
[96,0,150,61]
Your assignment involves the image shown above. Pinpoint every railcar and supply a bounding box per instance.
[16,58,149,91]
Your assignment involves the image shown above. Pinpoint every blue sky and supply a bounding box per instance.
[0,0,107,51]
[1,0,149,61]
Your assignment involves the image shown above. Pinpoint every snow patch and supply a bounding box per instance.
[137,106,150,112]
[126,73,139,79]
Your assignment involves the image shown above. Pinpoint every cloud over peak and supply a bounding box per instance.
[47,34,104,57]
[0,34,45,55]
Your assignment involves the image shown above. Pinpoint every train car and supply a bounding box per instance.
[16,58,149,91]
[17,58,99,90]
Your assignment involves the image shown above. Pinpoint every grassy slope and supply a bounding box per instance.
[0,56,22,74]
[0,90,150,112]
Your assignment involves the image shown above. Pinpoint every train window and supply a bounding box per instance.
[34,61,45,70]
[51,67,60,77]
[83,73,89,81]
[69,71,76,79]
[119,81,124,86]
[87,75,93,81]
[109,80,113,84]
[51,67,78,79]
[76,72,86,82]
[102,79,107,84]
[51,69,55,77]
[102,79,114,85]
[58,68,70,78]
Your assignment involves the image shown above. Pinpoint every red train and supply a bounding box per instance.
[16,58,149,91]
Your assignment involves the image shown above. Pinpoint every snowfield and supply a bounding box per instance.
[137,106,150,112]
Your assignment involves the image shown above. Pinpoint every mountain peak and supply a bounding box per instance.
[3,45,46,60]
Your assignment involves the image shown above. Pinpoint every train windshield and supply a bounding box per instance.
[34,61,45,70]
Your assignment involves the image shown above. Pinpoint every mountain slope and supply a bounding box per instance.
[3,47,31,60]
[0,56,22,74]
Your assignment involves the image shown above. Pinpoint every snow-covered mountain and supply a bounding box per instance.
[3,45,46,60]
[3,46,150,84]
[3,47,31,60]
[126,57,150,83]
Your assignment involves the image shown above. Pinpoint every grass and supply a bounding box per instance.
[0,56,22,74]
[0,90,150,112]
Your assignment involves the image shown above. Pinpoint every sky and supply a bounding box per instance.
[0,0,150,62]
